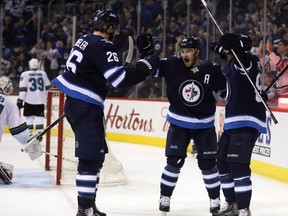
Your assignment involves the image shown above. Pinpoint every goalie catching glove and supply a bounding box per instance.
[22,133,43,161]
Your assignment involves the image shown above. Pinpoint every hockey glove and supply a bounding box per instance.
[210,41,227,60]
[23,133,43,161]
[137,33,154,58]
[218,33,242,52]
[136,54,160,76]
[17,99,24,109]
[260,92,268,101]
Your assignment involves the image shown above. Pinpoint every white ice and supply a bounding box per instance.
[1,133,288,216]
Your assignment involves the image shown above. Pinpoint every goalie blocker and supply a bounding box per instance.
[21,133,43,161]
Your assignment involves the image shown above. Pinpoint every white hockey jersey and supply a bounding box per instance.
[0,94,29,144]
[19,70,51,105]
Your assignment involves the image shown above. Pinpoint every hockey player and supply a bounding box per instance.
[52,10,158,216]
[0,75,41,184]
[211,33,267,216]
[17,58,51,133]
[143,35,227,215]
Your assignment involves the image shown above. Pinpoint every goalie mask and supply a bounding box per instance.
[0,76,13,95]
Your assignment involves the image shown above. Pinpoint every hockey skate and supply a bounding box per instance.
[210,197,220,215]
[159,195,170,213]
[214,201,238,216]
[76,207,94,216]
[92,203,106,216]
[238,208,251,216]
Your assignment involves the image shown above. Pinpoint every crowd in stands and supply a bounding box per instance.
[1,0,288,105]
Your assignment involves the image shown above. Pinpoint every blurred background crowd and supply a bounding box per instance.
[0,0,288,106]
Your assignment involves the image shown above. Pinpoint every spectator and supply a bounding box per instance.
[263,71,279,106]
[248,29,261,57]
[266,39,288,97]
[45,40,61,80]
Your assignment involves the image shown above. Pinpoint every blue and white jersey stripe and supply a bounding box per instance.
[104,65,126,87]
[167,110,215,129]
[52,75,105,109]
[224,115,267,133]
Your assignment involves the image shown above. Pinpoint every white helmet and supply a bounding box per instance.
[29,58,39,70]
[0,76,13,95]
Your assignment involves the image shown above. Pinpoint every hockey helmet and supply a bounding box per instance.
[0,76,13,95]
[179,36,201,49]
[92,10,120,32]
[238,33,252,52]
[29,58,39,70]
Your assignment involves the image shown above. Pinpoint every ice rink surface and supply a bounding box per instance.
[1,133,288,216]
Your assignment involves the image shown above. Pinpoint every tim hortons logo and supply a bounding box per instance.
[105,104,153,132]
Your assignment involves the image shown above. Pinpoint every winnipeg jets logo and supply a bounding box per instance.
[179,80,204,106]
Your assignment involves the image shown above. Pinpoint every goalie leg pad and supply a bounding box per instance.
[0,167,12,184]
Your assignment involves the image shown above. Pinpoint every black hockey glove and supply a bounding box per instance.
[210,41,227,60]
[137,33,154,58]
[260,92,268,101]
[218,33,242,52]
[136,54,160,76]
[17,99,24,109]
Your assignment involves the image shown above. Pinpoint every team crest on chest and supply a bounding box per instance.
[179,80,204,106]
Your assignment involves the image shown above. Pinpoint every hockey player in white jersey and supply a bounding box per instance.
[0,75,42,184]
[17,58,51,133]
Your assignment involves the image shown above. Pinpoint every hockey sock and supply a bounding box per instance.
[201,165,221,199]
[219,172,236,203]
[234,176,252,209]
[217,159,236,203]
[231,163,252,209]
[160,164,181,197]
[76,172,97,209]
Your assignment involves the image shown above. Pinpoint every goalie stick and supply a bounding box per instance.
[124,36,134,65]
[200,0,278,124]
[21,113,66,153]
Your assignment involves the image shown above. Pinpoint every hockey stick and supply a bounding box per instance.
[264,64,288,93]
[21,113,66,152]
[124,36,134,65]
[42,150,77,164]
[200,0,278,124]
